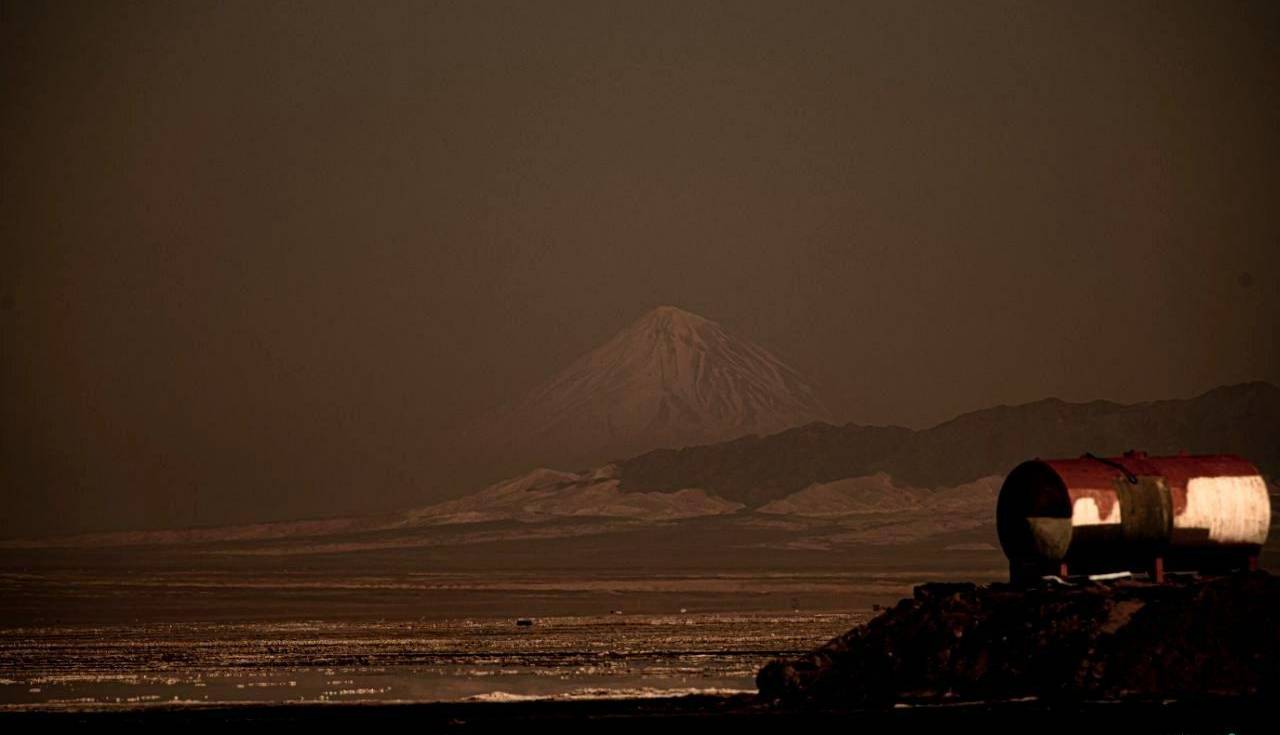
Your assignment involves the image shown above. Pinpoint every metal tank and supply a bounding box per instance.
[997,451,1270,583]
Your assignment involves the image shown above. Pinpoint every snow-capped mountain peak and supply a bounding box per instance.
[471,306,829,471]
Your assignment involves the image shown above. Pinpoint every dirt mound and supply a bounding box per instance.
[757,571,1279,705]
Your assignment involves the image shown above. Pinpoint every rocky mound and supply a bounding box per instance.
[758,572,1279,705]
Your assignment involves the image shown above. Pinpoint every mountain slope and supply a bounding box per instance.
[618,381,1280,505]
[406,465,743,525]
[465,306,829,473]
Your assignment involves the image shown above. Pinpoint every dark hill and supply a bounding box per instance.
[618,382,1280,505]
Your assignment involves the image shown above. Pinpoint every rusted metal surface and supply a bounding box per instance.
[997,452,1270,582]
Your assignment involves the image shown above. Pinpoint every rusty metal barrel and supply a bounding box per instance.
[997,452,1270,582]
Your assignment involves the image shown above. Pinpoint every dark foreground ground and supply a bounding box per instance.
[0,695,1268,733]
[761,572,1279,705]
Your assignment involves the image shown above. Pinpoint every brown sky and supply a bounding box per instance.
[2,1,1278,537]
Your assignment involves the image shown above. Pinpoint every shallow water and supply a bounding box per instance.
[0,612,863,709]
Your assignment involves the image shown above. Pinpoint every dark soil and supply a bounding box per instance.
[757,571,1279,705]
[1,696,1270,734]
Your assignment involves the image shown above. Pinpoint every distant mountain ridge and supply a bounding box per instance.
[7,382,1275,555]
[617,381,1280,505]
[463,305,829,475]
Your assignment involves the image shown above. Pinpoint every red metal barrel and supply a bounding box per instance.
[997,452,1270,582]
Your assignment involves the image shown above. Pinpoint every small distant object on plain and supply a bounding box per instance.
[515,618,535,627]
[679,608,687,613]
[611,609,623,615]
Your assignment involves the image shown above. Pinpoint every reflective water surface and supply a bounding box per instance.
[0,612,863,709]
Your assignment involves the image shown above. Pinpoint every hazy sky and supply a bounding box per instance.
[2,1,1278,536]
